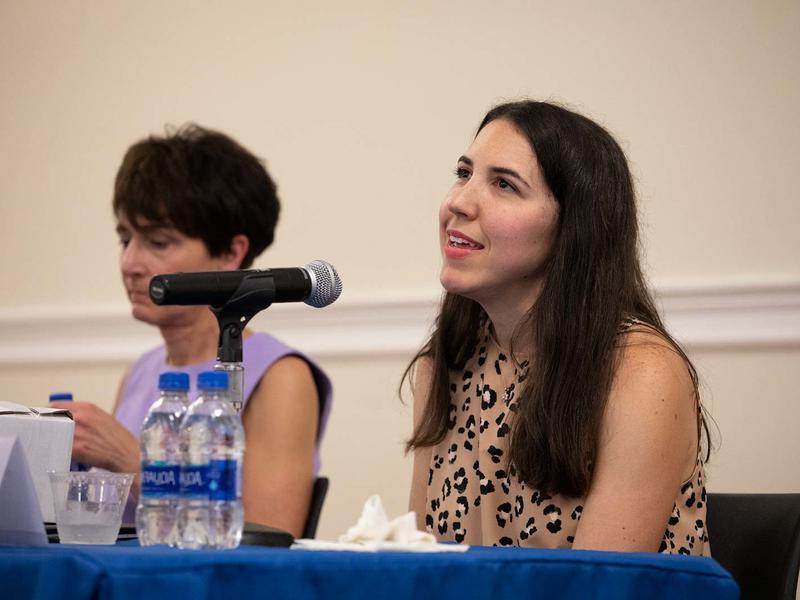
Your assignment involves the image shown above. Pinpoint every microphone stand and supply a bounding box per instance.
[208,273,298,547]
[210,272,277,414]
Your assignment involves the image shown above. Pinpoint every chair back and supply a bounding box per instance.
[302,476,329,539]
[706,492,800,600]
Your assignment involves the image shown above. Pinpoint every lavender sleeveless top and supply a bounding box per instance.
[116,332,332,475]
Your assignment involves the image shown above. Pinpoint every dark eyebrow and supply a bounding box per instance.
[490,166,531,190]
[458,155,531,190]
[139,224,168,234]
[115,222,168,236]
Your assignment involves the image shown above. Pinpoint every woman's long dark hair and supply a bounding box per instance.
[405,101,707,498]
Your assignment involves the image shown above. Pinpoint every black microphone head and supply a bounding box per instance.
[149,277,167,305]
[304,260,342,308]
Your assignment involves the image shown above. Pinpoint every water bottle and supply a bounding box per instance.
[48,392,88,472]
[207,370,245,550]
[214,361,244,414]
[177,371,245,549]
[136,372,190,547]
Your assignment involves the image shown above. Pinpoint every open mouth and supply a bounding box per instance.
[447,232,484,250]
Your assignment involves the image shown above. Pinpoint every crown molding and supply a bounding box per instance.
[0,279,797,366]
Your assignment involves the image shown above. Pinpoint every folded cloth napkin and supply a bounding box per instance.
[292,495,469,552]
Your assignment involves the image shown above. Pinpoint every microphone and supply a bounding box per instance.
[148,260,342,308]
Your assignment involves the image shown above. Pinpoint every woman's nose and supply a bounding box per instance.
[446,181,479,219]
[120,238,146,276]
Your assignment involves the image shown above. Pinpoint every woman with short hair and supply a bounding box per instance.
[53,125,331,538]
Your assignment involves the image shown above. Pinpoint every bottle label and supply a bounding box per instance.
[141,463,180,497]
[207,459,241,501]
[180,465,210,498]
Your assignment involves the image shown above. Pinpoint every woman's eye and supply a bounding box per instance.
[454,167,470,180]
[118,238,130,248]
[497,178,516,192]
[148,239,170,250]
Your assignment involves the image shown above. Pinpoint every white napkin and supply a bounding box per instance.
[292,495,469,552]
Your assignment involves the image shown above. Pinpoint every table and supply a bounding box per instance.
[0,543,738,599]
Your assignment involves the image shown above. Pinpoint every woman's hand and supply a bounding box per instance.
[49,401,139,474]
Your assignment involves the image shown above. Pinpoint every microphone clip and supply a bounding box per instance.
[211,272,277,363]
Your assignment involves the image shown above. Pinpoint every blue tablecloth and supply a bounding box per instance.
[1,543,738,599]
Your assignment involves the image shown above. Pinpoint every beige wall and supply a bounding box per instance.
[0,1,798,539]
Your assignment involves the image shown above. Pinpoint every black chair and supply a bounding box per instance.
[706,493,800,600]
[302,476,329,539]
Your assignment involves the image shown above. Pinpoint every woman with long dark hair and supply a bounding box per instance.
[406,101,710,554]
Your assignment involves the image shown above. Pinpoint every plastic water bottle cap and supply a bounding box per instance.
[49,392,73,401]
[158,371,190,391]
[197,371,229,391]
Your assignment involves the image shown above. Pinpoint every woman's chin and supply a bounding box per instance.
[129,304,159,325]
[440,274,477,301]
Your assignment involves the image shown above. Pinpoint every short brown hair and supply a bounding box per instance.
[113,124,280,268]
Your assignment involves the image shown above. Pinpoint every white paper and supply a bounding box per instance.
[292,495,469,552]
[0,409,73,521]
[0,402,71,418]
[0,402,32,415]
[0,435,48,546]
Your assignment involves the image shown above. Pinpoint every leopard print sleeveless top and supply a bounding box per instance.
[424,323,710,555]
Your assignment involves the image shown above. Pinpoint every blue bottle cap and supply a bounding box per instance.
[197,371,229,391]
[49,392,73,401]
[158,371,190,391]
